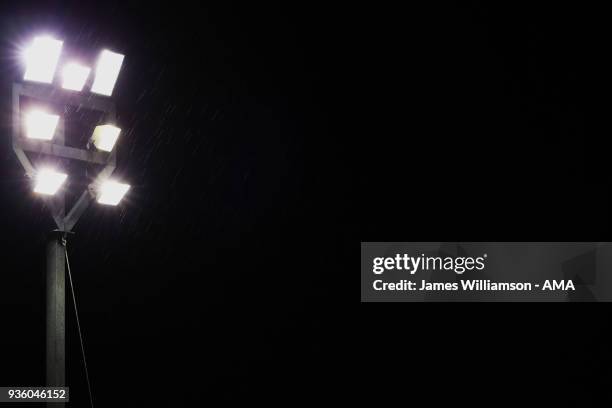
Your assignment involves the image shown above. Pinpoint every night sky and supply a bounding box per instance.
[359,3,612,406]
[1,1,611,407]
[0,1,341,406]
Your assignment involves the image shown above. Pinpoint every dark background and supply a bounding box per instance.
[359,2,612,406]
[1,1,611,407]
[0,1,343,406]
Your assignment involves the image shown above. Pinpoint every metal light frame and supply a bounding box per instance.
[12,81,118,232]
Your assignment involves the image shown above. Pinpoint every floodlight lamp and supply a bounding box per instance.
[97,180,130,205]
[91,50,124,96]
[25,109,59,140]
[61,62,91,91]
[91,124,121,151]
[34,168,67,195]
[23,36,63,83]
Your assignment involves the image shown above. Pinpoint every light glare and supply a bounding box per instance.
[61,62,91,91]
[34,169,67,195]
[25,110,59,140]
[91,124,121,151]
[23,36,63,83]
[91,50,124,96]
[97,180,130,205]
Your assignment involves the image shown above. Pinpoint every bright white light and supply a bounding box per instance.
[34,169,67,195]
[25,109,59,140]
[61,62,91,91]
[91,50,124,96]
[23,36,63,83]
[97,180,130,205]
[91,124,121,151]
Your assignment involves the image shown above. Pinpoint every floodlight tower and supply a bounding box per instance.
[12,35,130,406]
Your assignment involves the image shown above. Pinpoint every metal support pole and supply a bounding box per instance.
[10,80,119,407]
[46,232,65,408]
